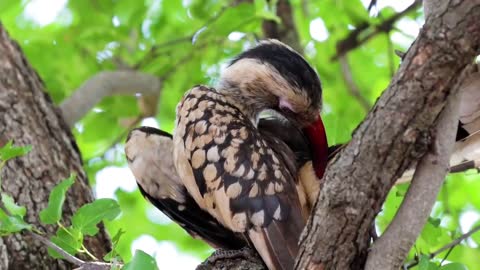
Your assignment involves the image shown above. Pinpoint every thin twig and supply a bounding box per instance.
[439,246,454,265]
[134,6,229,69]
[405,225,480,269]
[29,231,119,270]
[431,226,480,258]
[29,231,86,266]
[367,0,377,12]
[339,55,371,111]
[134,36,194,69]
[332,0,421,61]
[386,33,395,77]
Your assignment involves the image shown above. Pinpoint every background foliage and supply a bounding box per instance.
[1,0,479,269]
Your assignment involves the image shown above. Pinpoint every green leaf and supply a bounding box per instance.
[440,263,468,270]
[0,141,32,162]
[122,250,158,270]
[418,255,440,270]
[1,193,26,217]
[0,194,31,236]
[39,174,76,224]
[104,228,126,262]
[420,221,442,246]
[72,198,121,236]
[0,208,32,235]
[48,226,83,258]
[428,217,441,228]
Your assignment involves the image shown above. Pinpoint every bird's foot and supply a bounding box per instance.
[207,247,253,264]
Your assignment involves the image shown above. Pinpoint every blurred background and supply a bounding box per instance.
[2,0,479,269]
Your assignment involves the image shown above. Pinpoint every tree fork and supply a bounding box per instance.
[296,1,480,269]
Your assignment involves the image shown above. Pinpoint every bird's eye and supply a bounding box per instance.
[278,98,296,113]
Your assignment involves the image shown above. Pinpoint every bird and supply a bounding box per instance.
[172,40,328,270]
[124,112,334,251]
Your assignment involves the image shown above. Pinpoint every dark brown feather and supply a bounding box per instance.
[137,183,246,249]
[126,127,247,249]
[174,86,309,270]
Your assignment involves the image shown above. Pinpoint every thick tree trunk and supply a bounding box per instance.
[0,24,110,269]
[296,1,480,269]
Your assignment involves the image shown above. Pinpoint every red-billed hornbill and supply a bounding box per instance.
[126,40,329,270]
[172,40,328,270]
[125,114,322,250]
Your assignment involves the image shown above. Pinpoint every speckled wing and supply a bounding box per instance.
[125,127,246,250]
[173,85,306,270]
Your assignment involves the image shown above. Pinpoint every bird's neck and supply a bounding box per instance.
[217,81,274,124]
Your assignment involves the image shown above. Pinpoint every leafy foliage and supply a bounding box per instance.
[72,198,121,236]
[1,0,479,269]
[39,174,76,225]
[0,142,155,269]
[0,141,33,235]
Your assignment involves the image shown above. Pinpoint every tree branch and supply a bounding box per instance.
[295,1,480,269]
[29,232,86,266]
[29,232,117,270]
[60,71,162,127]
[364,65,465,269]
[339,55,371,111]
[332,0,421,61]
[405,225,480,268]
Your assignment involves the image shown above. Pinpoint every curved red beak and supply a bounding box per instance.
[303,115,329,179]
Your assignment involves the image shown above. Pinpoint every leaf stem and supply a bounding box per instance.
[82,244,99,261]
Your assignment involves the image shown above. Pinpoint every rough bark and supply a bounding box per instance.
[0,24,110,269]
[365,68,463,269]
[197,248,265,270]
[295,1,480,269]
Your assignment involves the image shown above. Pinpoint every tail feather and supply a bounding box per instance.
[248,204,305,270]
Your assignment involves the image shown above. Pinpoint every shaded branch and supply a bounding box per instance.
[332,0,421,61]
[60,71,162,127]
[365,65,465,269]
[295,1,480,269]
